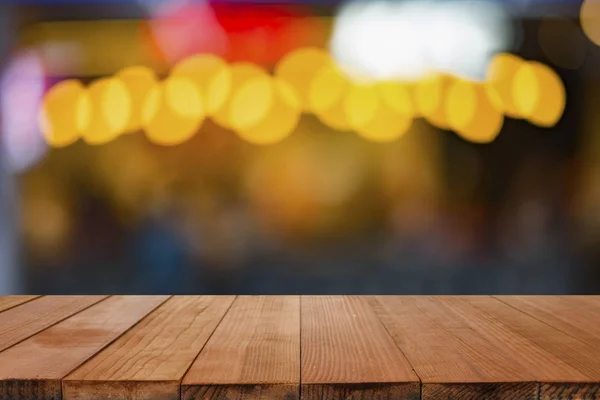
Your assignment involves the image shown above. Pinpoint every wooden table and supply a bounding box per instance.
[0,296,598,400]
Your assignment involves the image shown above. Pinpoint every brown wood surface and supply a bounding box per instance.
[301,296,419,400]
[63,296,235,400]
[0,296,169,400]
[182,296,300,400]
[0,296,107,353]
[0,295,598,400]
[370,296,544,400]
[467,296,600,400]
[0,296,40,313]
[495,295,600,349]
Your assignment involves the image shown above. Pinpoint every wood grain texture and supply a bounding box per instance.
[0,296,40,313]
[0,296,169,400]
[369,296,543,400]
[63,296,235,400]
[540,382,600,400]
[0,296,107,353]
[301,296,419,400]
[182,296,300,400]
[466,296,600,395]
[495,296,600,349]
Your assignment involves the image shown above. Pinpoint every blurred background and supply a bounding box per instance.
[1,0,600,295]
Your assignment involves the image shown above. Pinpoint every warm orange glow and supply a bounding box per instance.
[117,65,159,133]
[79,77,132,145]
[486,53,525,118]
[377,81,416,117]
[274,47,333,111]
[308,63,352,130]
[446,79,504,143]
[141,76,205,146]
[233,78,301,145]
[344,84,413,142]
[512,61,566,127]
[38,79,87,148]
[211,63,269,129]
[581,0,600,47]
[171,54,231,116]
[415,73,453,129]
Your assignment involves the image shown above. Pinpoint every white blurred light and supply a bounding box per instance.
[1,50,48,173]
[330,0,516,81]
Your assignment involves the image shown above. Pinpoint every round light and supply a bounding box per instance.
[234,78,301,145]
[117,65,159,133]
[171,54,231,115]
[211,62,268,129]
[485,53,525,118]
[512,61,566,127]
[79,77,132,145]
[445,79,503,143]
[308,64,352,130]
[415,73,453,129]
[274,47,333,111]
[344,83,413,142]
[142,76,205,146]
[581,0,600,47]
[38,79,87,148]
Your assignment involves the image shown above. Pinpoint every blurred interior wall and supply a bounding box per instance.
[0,4,21,294]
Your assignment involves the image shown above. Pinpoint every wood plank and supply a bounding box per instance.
[182,296,300,400]
[466,296,600,400]
[0,296,169,400]
[495,296,600,350]
[0,296,107,353]
[0,296,40,313]
[63,296,235,400]
[301,296,419,400]
[369,296,540,400]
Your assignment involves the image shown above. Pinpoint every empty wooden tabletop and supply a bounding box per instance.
[0,296,599,400]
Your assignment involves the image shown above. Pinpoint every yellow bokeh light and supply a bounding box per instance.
[171,54,231,116]
[486,53,526,118]
[234,78,302,145]
[78,77,132,145]
[141,76,205,146]
[211,63,268,129]
[377,81,416,116]
[581,0,600,47]
[116,65,159,133]
[274,47,333,112]
[38,79,87,148]
[415,73,453,129]
[308,63,352,131]
[446,79,504,143]
[344,84,413,142]
[512,61,566,127]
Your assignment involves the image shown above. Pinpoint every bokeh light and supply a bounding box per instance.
[142,76,205,146]
[39,79,87,148]
[486,53,526,118]
[513,61,566,127]
[377,81,416,116]
[1,50,47,172]
[233,78,301,145]
[171,54,231,116]
[308,63,352,131]
[330,0,516,81]
[445,79,504,143]
[415,73,453,129]
[79,77,132,145]
[539,17,587,70]
[344,83,413,142]
[211,62,268,129]
[274,47,332,111]
[117,65,159,133]
[581,0,600,47]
